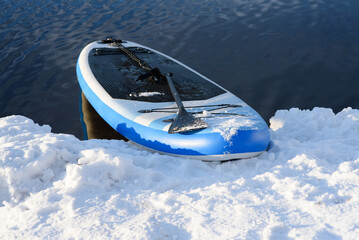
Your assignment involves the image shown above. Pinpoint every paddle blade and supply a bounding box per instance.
[168,108,209,134]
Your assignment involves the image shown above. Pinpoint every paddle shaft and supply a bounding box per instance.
[165,73,185,111]
[115,42,184,111]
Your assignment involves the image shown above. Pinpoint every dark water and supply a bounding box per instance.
[1,0,359,139]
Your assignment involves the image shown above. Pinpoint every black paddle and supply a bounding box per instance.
[165,73,209,134]
[103,38,210,134]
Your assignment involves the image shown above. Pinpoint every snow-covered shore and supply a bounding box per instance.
[1,107,359,239]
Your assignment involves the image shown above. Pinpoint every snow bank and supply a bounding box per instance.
[1,108,359,239]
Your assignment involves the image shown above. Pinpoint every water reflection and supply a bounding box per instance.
[80,92,127,141]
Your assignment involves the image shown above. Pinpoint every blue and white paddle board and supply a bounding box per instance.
[76,38,270,161]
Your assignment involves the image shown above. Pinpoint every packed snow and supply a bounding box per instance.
[1,107,359,239]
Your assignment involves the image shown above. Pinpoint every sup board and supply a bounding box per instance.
[76,38,270,161]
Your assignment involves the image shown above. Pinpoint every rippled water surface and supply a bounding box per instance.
[1,0,359,138]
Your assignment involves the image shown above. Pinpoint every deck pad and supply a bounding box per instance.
[88,48,225,102]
